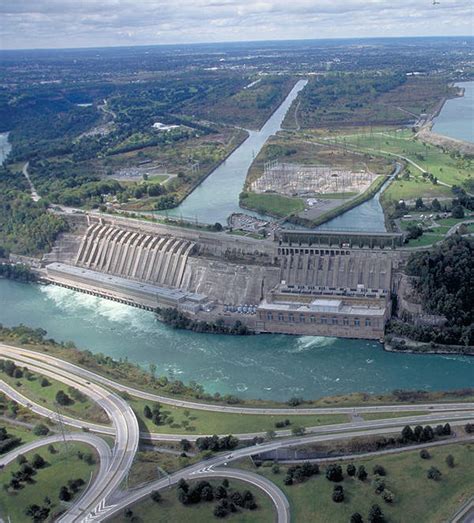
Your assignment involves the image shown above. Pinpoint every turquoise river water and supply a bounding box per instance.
[0,280,472,401]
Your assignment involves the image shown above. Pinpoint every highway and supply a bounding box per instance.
[1,344,473,522]
[2,343,473,417]
[0,347,139,523]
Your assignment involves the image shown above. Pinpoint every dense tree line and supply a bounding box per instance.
[0,263,36,282]
[159,308,252,335]
[403,236,473,345]
[0,166,67,256]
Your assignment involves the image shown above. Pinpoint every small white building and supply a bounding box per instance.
[152,122,180,132]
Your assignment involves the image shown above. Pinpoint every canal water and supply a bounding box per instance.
[161,80,307,224]
[433,81,474,143]
[0,280,472,401]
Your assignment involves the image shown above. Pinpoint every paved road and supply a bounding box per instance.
[2,343,473,417]
[102,425,474,521]
[0,349,139,523]
[0,433,113,522]
[1,344,473,522]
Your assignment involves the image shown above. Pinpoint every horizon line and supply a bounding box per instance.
[1,34,473,53]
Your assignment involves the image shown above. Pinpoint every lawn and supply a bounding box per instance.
[109,478,276,523]
[0,442,99,522]
[405,233,444,248]
[0,421,39,445]
[130,396,348,435]
[254,442,473,523]
[240,192,305,218]
[361,411,427,421]
[0,367,109,425]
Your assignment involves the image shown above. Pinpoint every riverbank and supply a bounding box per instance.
[385,337,474,357]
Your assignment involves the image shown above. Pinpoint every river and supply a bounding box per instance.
[161,80,307,224]
[0,280,472,401]
[433,81,474,143]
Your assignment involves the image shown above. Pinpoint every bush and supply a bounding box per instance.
[350,513,364,523]
[427,467,442,481]
[356,465,368,481]
[373,465,386,476]
[332,485,344,503]
[31,454,46,469]
[465,423,473,434]
[420,449,430,459]
[446,454,455,468]
[40,378,50,387]
[382,490,394,504]
[33,424,50,436]
[58,486,71,501]
[326,464,343,482]
[368,504,385,523]
[347,463,356,476]
[150,490,161,503]
[55,390,72,406]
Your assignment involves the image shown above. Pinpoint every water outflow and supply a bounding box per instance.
[0,133,11,165]
[161,80,308,224]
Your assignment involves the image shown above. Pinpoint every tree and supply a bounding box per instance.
[332,485,344,502]
[351,513,364,523]
[33,424,49,436]
[465,423,473,434]
[420,449,430,459]
[201,485,214,502]
[373,465,386,476]
[356,465,368,481]
[326,464,343,482]
[431,198,441,211]
[143,405,152,419]
[25,504,50,522]
[222,479,229,488]
[31,454,46,469]
[427,467,442,481]
[177,478,189,493]
[445,454,455,468]
[368,504,385,523]
[415,197,424,210]
[401,425,414,442]
[215,486,227,499]
[59,486,71,501]
[347,463,356,476]
[180,439,191,452]
[451,205,464,219]
[55,390,72,406]
[40,377,50,387]
[443,423,451,436]
[382,490,394,504]
[150,490,161,503]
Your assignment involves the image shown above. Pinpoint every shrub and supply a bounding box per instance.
[150,490,161,503]
[373,465,386,476]
[347,463,356,476]
[59,486,71,501]
[356,465,368,481]
[446,454,455,468]
[332,485,344,503]
[368,504,385,523]
[427,467,442,481]
[326,464,343,482]
[350,513,364,523]
[33,424,49,436]
[382,490,394,504]
[420,449,430,459]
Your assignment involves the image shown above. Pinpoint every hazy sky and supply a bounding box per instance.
[1,0,473,50]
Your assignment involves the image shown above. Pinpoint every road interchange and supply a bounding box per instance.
[0,343,473,522]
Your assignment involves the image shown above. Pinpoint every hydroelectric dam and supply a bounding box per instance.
[39,212,406,341]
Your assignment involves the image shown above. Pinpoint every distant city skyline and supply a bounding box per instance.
[1,0,473,50]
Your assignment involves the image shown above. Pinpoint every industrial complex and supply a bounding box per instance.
[39,213,406,340]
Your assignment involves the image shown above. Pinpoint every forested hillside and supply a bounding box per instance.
[0,167,67,257]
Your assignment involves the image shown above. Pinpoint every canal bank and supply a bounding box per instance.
[0,279,472,402]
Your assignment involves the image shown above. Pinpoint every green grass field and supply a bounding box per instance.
[109,478,275,523]
[326,129,472,202]
[253,442,473,523]
[0,442,99,522]
[240,192,305,217]
[405,233,445,248]
[361,411,427,421]
[0,369,109,424]
[0,421,39,445]
[130,396,348,435]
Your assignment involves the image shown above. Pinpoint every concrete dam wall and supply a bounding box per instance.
[75,222,195,288]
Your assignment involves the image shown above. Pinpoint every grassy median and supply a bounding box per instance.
[0,442,99,522]
[252,442,474,523]
[129,396,348,435]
